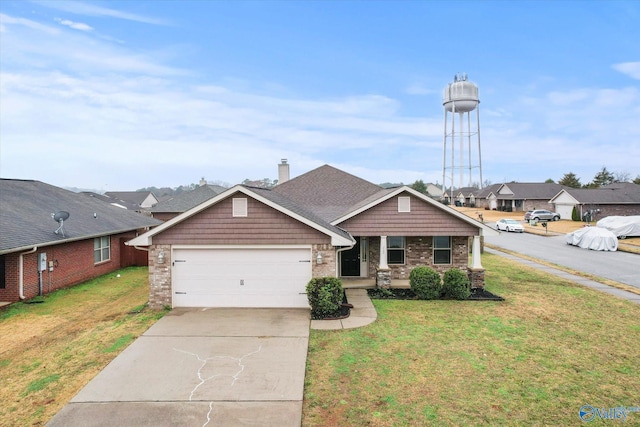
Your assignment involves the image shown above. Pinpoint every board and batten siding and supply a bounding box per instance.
[153,195,331,245]
[337,193,478,236]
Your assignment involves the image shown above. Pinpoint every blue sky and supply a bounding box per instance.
[1,1,639,191]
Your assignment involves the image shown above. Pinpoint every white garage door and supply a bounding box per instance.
[172,247,312,308]
[556,204,574,221]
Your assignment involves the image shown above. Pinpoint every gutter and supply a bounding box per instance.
[19,246,37,300]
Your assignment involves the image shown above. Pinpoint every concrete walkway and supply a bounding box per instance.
[310,289,377,330]
[486,247,640,304]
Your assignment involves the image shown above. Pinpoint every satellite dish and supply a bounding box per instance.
[52,211,70,222]
[51,211,70,237]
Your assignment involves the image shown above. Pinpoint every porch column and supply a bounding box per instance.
[379,235,389,269]
[470,235,483,269]
[377,235,391,289]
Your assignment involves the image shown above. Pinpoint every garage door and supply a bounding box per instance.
[172,247,312,308]
[556,204,574,221]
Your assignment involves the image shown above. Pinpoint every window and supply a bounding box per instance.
[387,236,405,264]
[233,198,248,217]
[94,236,111,263]
[433,236,451,264]
[398,196,410,213]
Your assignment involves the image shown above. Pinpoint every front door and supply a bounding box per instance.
[340,238,361,276]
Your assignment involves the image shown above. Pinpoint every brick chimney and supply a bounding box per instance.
[278,159,290,184]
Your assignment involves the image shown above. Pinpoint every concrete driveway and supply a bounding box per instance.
[47,308,310,427]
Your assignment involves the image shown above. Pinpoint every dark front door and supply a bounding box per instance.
[341,238,360,276]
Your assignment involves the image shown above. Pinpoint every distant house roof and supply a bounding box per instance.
[495,183,567,200]
[272,164,383,222]
[1,179,162,254]
[150,185,227,213]
[475,183,502,199]
[82,192,135,210]
[104,191,158,209]
[551,183,640,205]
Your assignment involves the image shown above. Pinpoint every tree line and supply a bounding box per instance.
[552,167,640,189]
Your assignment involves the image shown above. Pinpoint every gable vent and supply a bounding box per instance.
[398,196,411,213]
[233,198,248,217]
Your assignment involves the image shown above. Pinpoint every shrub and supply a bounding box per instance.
[409,266,441,300]
[306,277,344,317]
[571,205,580,222]
[442,268,471,300]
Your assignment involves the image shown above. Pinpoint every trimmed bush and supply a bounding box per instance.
[572,205,580,222]
[409,266,441,300]
[442,268,471,300]
[306,277,344,317]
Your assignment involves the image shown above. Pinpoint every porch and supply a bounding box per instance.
[340,278,410,289]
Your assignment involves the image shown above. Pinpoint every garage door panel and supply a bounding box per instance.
[172,248,312,308]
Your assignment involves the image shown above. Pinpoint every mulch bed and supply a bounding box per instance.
[310,293,352,320]
[367,288,504,301]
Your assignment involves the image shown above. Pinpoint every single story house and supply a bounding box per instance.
[150,183,227,221]
[0,179,162,304]
[128,165,498,309]
[104,191,159,213]
[475,182,567,213]
[550,182,640,221]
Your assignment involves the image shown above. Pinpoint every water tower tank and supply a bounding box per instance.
[443,73,479,113]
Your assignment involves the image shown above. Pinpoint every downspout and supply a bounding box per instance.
[19,246,37,300]
[335,244,355,277]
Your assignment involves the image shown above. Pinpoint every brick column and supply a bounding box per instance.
[149,245,172,309]
[376,269,391,289]
[468,267,485,289]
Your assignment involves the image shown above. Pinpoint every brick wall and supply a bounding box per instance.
[311,243,336,278]
[148,244,171,309]
[0,232,135,303]
[367,236,469,280]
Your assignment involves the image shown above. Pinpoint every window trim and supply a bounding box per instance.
[433,236,452,265]
[387,236,406,265]
[232,198,248,217]
[94,236,111,264]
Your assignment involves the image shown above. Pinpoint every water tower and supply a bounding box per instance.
[442,73,483,200]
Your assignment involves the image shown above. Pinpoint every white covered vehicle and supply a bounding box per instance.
[596,216,640,239]
[566,227,618,251]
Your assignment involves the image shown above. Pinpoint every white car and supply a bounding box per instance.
[496,218,525,233]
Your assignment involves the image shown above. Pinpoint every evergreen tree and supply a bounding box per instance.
[634,176,640,185]
[411,180,428,194]
[558,172,581,188]
[590,166,615,187]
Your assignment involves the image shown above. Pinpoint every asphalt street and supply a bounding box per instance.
[485,225,640,290]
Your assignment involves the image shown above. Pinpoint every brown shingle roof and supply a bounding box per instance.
[273,164,383,221]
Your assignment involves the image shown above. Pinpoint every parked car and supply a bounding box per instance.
[496,218,525,233]
[524,209,560,221]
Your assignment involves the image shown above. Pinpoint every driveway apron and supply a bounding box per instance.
[47,308,310,427]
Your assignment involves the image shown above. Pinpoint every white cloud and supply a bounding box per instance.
[32,0,167,25]
[612,62,640,80]
[55,18,93,32]
[0,13,59,34]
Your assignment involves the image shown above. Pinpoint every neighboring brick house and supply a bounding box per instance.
[474,182,567,213]
[0,179,162,304]
[550,182,640,221]
[149,184,227,221]
[128,165,498,309]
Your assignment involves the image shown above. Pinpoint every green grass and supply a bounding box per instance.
[303,253,640,426]
[0,267,167,426]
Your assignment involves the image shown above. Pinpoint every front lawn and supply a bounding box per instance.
[303,253,640,426]
[0,267,167,426]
